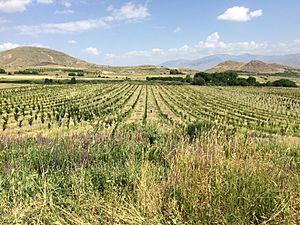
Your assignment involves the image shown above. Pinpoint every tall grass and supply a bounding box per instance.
[0,123,300,224]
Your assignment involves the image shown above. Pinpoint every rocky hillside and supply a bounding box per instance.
[206,60,287,74]
[0,46,89,68]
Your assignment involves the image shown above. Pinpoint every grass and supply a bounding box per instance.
[1,81,300,223]
[1,122,300,224]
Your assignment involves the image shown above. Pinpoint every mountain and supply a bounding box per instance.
[0,46,197,75]
[206,60,287,74]
[0,46,89,68]
[240,60,285,73]
[205,61,245,73]
[160,53,300,71]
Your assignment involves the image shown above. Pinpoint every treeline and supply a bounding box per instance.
[68,72,85,77]
[147,71,298,87]
[146,76,186,82]
[14,70,39,75]
[0,68,40,75]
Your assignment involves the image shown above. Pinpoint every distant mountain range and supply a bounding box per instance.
[160,53,300,71]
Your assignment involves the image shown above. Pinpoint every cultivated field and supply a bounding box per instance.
[1,82,300,224]
[1,83,300,137]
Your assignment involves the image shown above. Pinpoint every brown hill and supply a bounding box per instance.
[240,60,285,73]
[0,46,89,68]
[205,61,244,73]
[206,60,287,74]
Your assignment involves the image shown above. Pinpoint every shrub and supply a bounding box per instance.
[185,75,192,83]
[186,120,214,139]
[44,78,53,84]
[272,79,297,87]
[170,69,182,75]
[193,76,205,85]
[70,77,76,84]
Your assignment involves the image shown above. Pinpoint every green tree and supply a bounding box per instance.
[193,76,205,85]
[70,77,77,84]
[185,75,192,83]
[272,79,297,87]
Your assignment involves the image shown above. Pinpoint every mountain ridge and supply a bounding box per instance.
[160,53,300,71]
[206,60,289,74]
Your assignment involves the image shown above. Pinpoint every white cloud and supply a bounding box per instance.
[0,0,54,13]
[68,40,77,44]
[0,0,31,13]
[111,2,150,22]
[173,27,182,33]
[85,47,99,56]
[16,2,150,34]
[17,19,109,34]
[54,9,74,14]
[0,42,20,51]
[218,6,263,22]
[152,48,162,53]
[36,0,53,4]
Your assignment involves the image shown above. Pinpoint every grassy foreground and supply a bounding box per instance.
[1,123,300,224]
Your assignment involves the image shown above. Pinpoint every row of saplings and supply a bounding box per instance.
[147,71,298,87]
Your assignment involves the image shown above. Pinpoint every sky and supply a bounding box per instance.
[0,0,300,66]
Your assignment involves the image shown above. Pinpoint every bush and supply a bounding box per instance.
[247,76,257,85]
[170,69,182,75]
[44,78,53,84]
[70,77,76,84]
[185,75,192,83]
[272,79,297,87]
[193,76,205,85]
[186,120,214,139]
[0,68,6,74]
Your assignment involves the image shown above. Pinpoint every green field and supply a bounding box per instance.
[1,82,300,224]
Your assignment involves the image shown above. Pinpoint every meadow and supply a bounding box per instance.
[1,82,300,224]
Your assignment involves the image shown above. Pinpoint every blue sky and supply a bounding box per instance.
[0,0,300,66]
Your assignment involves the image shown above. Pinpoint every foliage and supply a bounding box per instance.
[147,71,297,88]
[170,69,183,75]
[15,69,39,75]
[271,79,297,87]
[186,120,214,139]
[192,76,205,85]
[44,78,53,84]
[193,71,297,87]
[146,76,186,82]
[70,77,77,84]
[68,72,85,77]
[0,68,6,74]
